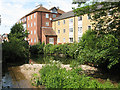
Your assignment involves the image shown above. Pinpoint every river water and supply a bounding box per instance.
[2,54,76,89]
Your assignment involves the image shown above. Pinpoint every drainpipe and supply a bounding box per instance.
[41,12,42,43]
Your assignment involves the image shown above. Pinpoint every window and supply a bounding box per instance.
[34,22,36,26]
[63,29,65,33]
[46,22,49,26]
[63,20,65,24]
[31,15,32,19]
[46,14,49,18]
[78,16,82,21]
[69,19,73,23]
[58,38,60,42]
[58,30,60,34]
[28,24,29,28]
[69,38,73,43]
[49,38,54,44]
[31,31,32,34]
[58,21,60,25]
[69,28,73,32]
[34,38,36,43]
[88,26,91,30]
[31,39,32,43]
[34,30,36,34]
[53,14,56,18]
[34,13,36,18]
[31,23,32,27]
[78,27,82,33]
[88,14,91,19]
[63,38,65,42]
[28,16,29,20]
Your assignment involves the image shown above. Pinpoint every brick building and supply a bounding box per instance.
[19,5,64,45]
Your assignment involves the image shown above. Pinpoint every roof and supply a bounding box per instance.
[21,6,65,19]
[53,11,75,21]
[42,28,57,36]
[49,7,65,14]
[21,6,50,19]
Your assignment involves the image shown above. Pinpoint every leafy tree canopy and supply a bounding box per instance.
[72,0,120,35]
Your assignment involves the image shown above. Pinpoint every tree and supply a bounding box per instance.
[2,23,29,63]
[72,1,120,36]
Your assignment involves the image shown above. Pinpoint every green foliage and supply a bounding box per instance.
[75,30,120,69]
[2,23,29,63]
[44,43,78,58]
[2,37,29,63]
[30,42,45,55]
[39,63,115,88]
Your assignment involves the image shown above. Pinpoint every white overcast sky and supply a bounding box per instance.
[0,0,78,34]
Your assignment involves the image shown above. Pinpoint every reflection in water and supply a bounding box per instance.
[30,54,77,64]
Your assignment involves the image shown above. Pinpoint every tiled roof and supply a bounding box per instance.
[42,28,57,36]
[53,11,75,21]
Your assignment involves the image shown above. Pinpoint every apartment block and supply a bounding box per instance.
[52,11,92,44]
[19,5,64,45]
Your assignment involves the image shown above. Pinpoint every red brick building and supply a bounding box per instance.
[19,5,64,45]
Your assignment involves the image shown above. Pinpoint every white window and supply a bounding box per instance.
[69,19,73,23]
[31,31,32,34]
[46,14,49,18]
[58,21,60,25]
[53,14,56,18]
[63,20,65,24]
[34,13,36,18]
[34,38,36,43]
[58,38,60,42]
[58,30,60,34]
[63,38,65,42]
[28,24,29,28]
[46,22,49,26]
[78,27,82,33]
[34,22,36,26]
[31,23,32,27]
[31,15,32,19]
[31,39,32,43]
[78,16,82,21]
[28,16,29,20]
[69,28,73,32]
[34,30,36,34]
[49,38,54,44]
[63,29,65,33]
[69,38,73,43]
[20,19,22,23]
[88,26,91,30]
[88,14,91,19]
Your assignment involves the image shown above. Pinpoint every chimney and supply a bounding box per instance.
[57,6,59,9]
[36,4,43,8]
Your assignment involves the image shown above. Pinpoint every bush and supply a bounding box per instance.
[76,30,120,69]
[39,63,115,88]
[2,37,29,63]
[30,42,45,55]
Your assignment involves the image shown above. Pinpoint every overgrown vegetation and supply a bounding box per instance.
[30,42,45,55]
[37,63,116,88]
[2,23,29,63]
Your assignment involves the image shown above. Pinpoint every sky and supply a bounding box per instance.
[0,0,78,35]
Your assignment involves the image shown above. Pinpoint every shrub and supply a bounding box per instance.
[76,30,120,69]
[30,42,45,55]
[2,37,29,63]
[39,63,115,88]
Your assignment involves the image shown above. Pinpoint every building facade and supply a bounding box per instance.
[19,5,64,45]
[52,11,92,44]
